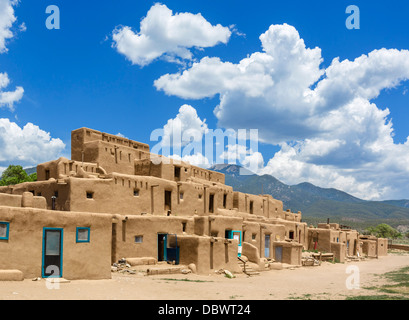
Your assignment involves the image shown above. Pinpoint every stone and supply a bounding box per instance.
[181,269,191,274]
[188,263,197,274]
[224,270,235,279]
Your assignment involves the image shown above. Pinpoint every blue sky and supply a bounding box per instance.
[1,0,409,200]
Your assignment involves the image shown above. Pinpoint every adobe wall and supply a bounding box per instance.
[207,215,243,237]
[71,127,150,162]
[112,215,194,262]
[309,225,360,259]
[177,235,241,274]
[377,238,388,256]
[67,174,234,217]
[308,228,331,252]
[330,242,346,263]
[344,230,359,256]
[0,206,112,280]
[242,220,307,260]
[360,239,377,257]
[81,140,151,176]
[273,241,303,265]
[0,193,24,207]
[8,180,70,211]
[0,192,46,210]
[37,157,105,181]
[233,192,268,216]
[388,243,409,252]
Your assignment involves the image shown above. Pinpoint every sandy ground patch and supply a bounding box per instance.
[1,252,409,301]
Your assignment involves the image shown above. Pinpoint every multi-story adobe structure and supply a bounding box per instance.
[0,128,387,280]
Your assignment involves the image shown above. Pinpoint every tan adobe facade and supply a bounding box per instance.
[0,128,387,280]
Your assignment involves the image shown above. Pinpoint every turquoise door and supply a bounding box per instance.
[265,234,270,258]
[158,233,167,261]
[42,228,63,278]
[226,230,242,257]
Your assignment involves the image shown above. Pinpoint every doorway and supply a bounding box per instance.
[174,166,181,181]
[275,246,283,262]
[225,230,242,257]
[158,233,168,262]
[164,191,172,213]
[42,228,63,278]
[209,194,214,213]
[265,234,271,258]
[111,223,117,264]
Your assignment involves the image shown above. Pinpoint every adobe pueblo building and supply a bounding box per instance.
[0,128,388,280]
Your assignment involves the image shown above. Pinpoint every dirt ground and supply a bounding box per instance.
[1,251,409,301]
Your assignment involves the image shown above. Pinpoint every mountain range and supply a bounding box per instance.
[209,164,409,231]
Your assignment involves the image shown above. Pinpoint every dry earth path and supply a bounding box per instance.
[1,252,408,300]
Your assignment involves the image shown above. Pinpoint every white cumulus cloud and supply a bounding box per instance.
[0,72,24,111]
[0,0,18,53]
[0,1,24,111]
[112,3,231,67]
[160,104,209,148]
[153,23,409,200]
[0,119,66,168]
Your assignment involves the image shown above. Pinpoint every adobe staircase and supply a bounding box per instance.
[238,257,260,276]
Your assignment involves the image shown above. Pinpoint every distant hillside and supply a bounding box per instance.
[24,167,37,176]
[210,164,409,230]
[381,199,409,209]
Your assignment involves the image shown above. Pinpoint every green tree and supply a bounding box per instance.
[0,165,37,186]
[365,223,402,239]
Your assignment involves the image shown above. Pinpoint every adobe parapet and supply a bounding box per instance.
[71,127,150,161]
[70,127,226,184]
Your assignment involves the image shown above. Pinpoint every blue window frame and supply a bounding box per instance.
[0,222,10,240]
[76,227,90,243]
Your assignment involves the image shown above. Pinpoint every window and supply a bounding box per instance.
[179,193,184,200]
[223,194,227,208]
[174,166,181,180]
[198,194,202,199]
[86,192,94,199]
[76,227,90,243]
[133,189,140,197]
[45,170,50,180]
[182,222,187,232]
[0,222,10,240]
[209,194,214,213]
[134,235,143,243]
[252,233,257,240]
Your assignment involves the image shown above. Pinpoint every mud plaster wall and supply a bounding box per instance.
[177,235,241,274]
[112,216,194,262]
[273,241,303,265]
[377,238,388,256]
[0,206,112,280]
